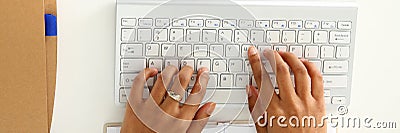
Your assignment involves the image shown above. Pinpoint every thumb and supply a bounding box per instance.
[186,102,216,133]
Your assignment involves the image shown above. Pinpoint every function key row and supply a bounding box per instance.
[121,18,352,29]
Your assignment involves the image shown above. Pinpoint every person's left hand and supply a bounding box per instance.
[121,66,216,133]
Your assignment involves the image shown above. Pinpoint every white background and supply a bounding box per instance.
[52,0,400,132]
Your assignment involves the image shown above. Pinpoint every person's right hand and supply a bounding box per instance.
[247,46,327,133]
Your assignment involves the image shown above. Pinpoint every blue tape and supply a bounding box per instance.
[45,14,57,36]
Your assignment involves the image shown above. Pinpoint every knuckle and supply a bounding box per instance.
[292,65,307,75]
[276,63,289,74]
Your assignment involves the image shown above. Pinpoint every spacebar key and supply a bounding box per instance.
[121,59,146,72]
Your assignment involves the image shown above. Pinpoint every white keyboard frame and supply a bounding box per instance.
[115,0,358,116]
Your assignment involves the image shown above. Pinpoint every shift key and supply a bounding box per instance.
[121,59,146,72]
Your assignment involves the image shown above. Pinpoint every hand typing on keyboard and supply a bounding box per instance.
[247,46,327,133]
[121,66,216,133]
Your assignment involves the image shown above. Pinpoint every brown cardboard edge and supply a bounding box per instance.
[44,0,57,131]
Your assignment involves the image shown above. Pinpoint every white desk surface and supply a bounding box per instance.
[52,0,400,132]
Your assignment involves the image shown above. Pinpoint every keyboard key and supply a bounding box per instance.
[165,59,179,68]
[145,43,159,56]
[239,19,254,28]
[181,59,195,68]
[331,96,346,104]
[336,46,350,58]
[148,59,163,71]
[172,19,187,27]
[241,45,251,57]
[121,28,135,41]
[213,59,227,72]
[177,44,192,57]
[220,74,233,87]
[324,90,331,97]
[323,76,347,88]
[244,60,251,72]
[322,21,336,29]
[236,74,250,87]
[250,30,264,43]
[321,46,335,58]
[258,45,272,53]
[209,44,224,57]
[137,28,152,42]
[305,46,319,58]
[205,19,220,27]
[228,59,243,72]
[225,45,240,57]
[202,29,217,43]
[155,18,170,27]
[193,45,208,57]
[323,61,348,73]
[234,30,249,43]
[255,20,270,28]
[121,44,142,56]
[120,73,138,86]
[161,44,176,57]
[203,89,247,104]
[282,30,296,43]
[314,30,328,44]
[186,29,201,42]
[329,31,351,44]
[273,45,287,52]
[289,45,303,58]
[121,18,136,26]
[170,29,184,42]
[272,20,286,29]
[121,59,146,72]
[288,20,303,29]
[222,19,237,28]
[138,18,153,27]
[197,59,211,71]
[208,74,218,88]
[309,61,321,72]
[305,21,320,29]
[189,19,204,27]
[153,28,168,42]
[266,30,280,43]
[298,30,312,43]
[338,21,352,30]
[324,97,331,104]
[218,29,233,42]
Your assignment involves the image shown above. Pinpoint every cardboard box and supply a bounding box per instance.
[0,0,57,132]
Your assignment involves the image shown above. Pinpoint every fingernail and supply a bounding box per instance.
[246,85,253,97]
[248,46,257,56]
[300,58,308,62]
[206,103,216,116]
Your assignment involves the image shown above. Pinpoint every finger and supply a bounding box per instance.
[128,68,158,103]
[180,68,209,119]
[247,85,279,112]
[160,66,194,112]
[248,46,263,88]
[271,51,296,101]
[187,102,216,133]
[150,65,179,105]
[279,52,311,98]
[247,85,258,112]
[302,60,324,100]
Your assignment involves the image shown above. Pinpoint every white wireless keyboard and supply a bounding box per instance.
[115,0,358,119]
